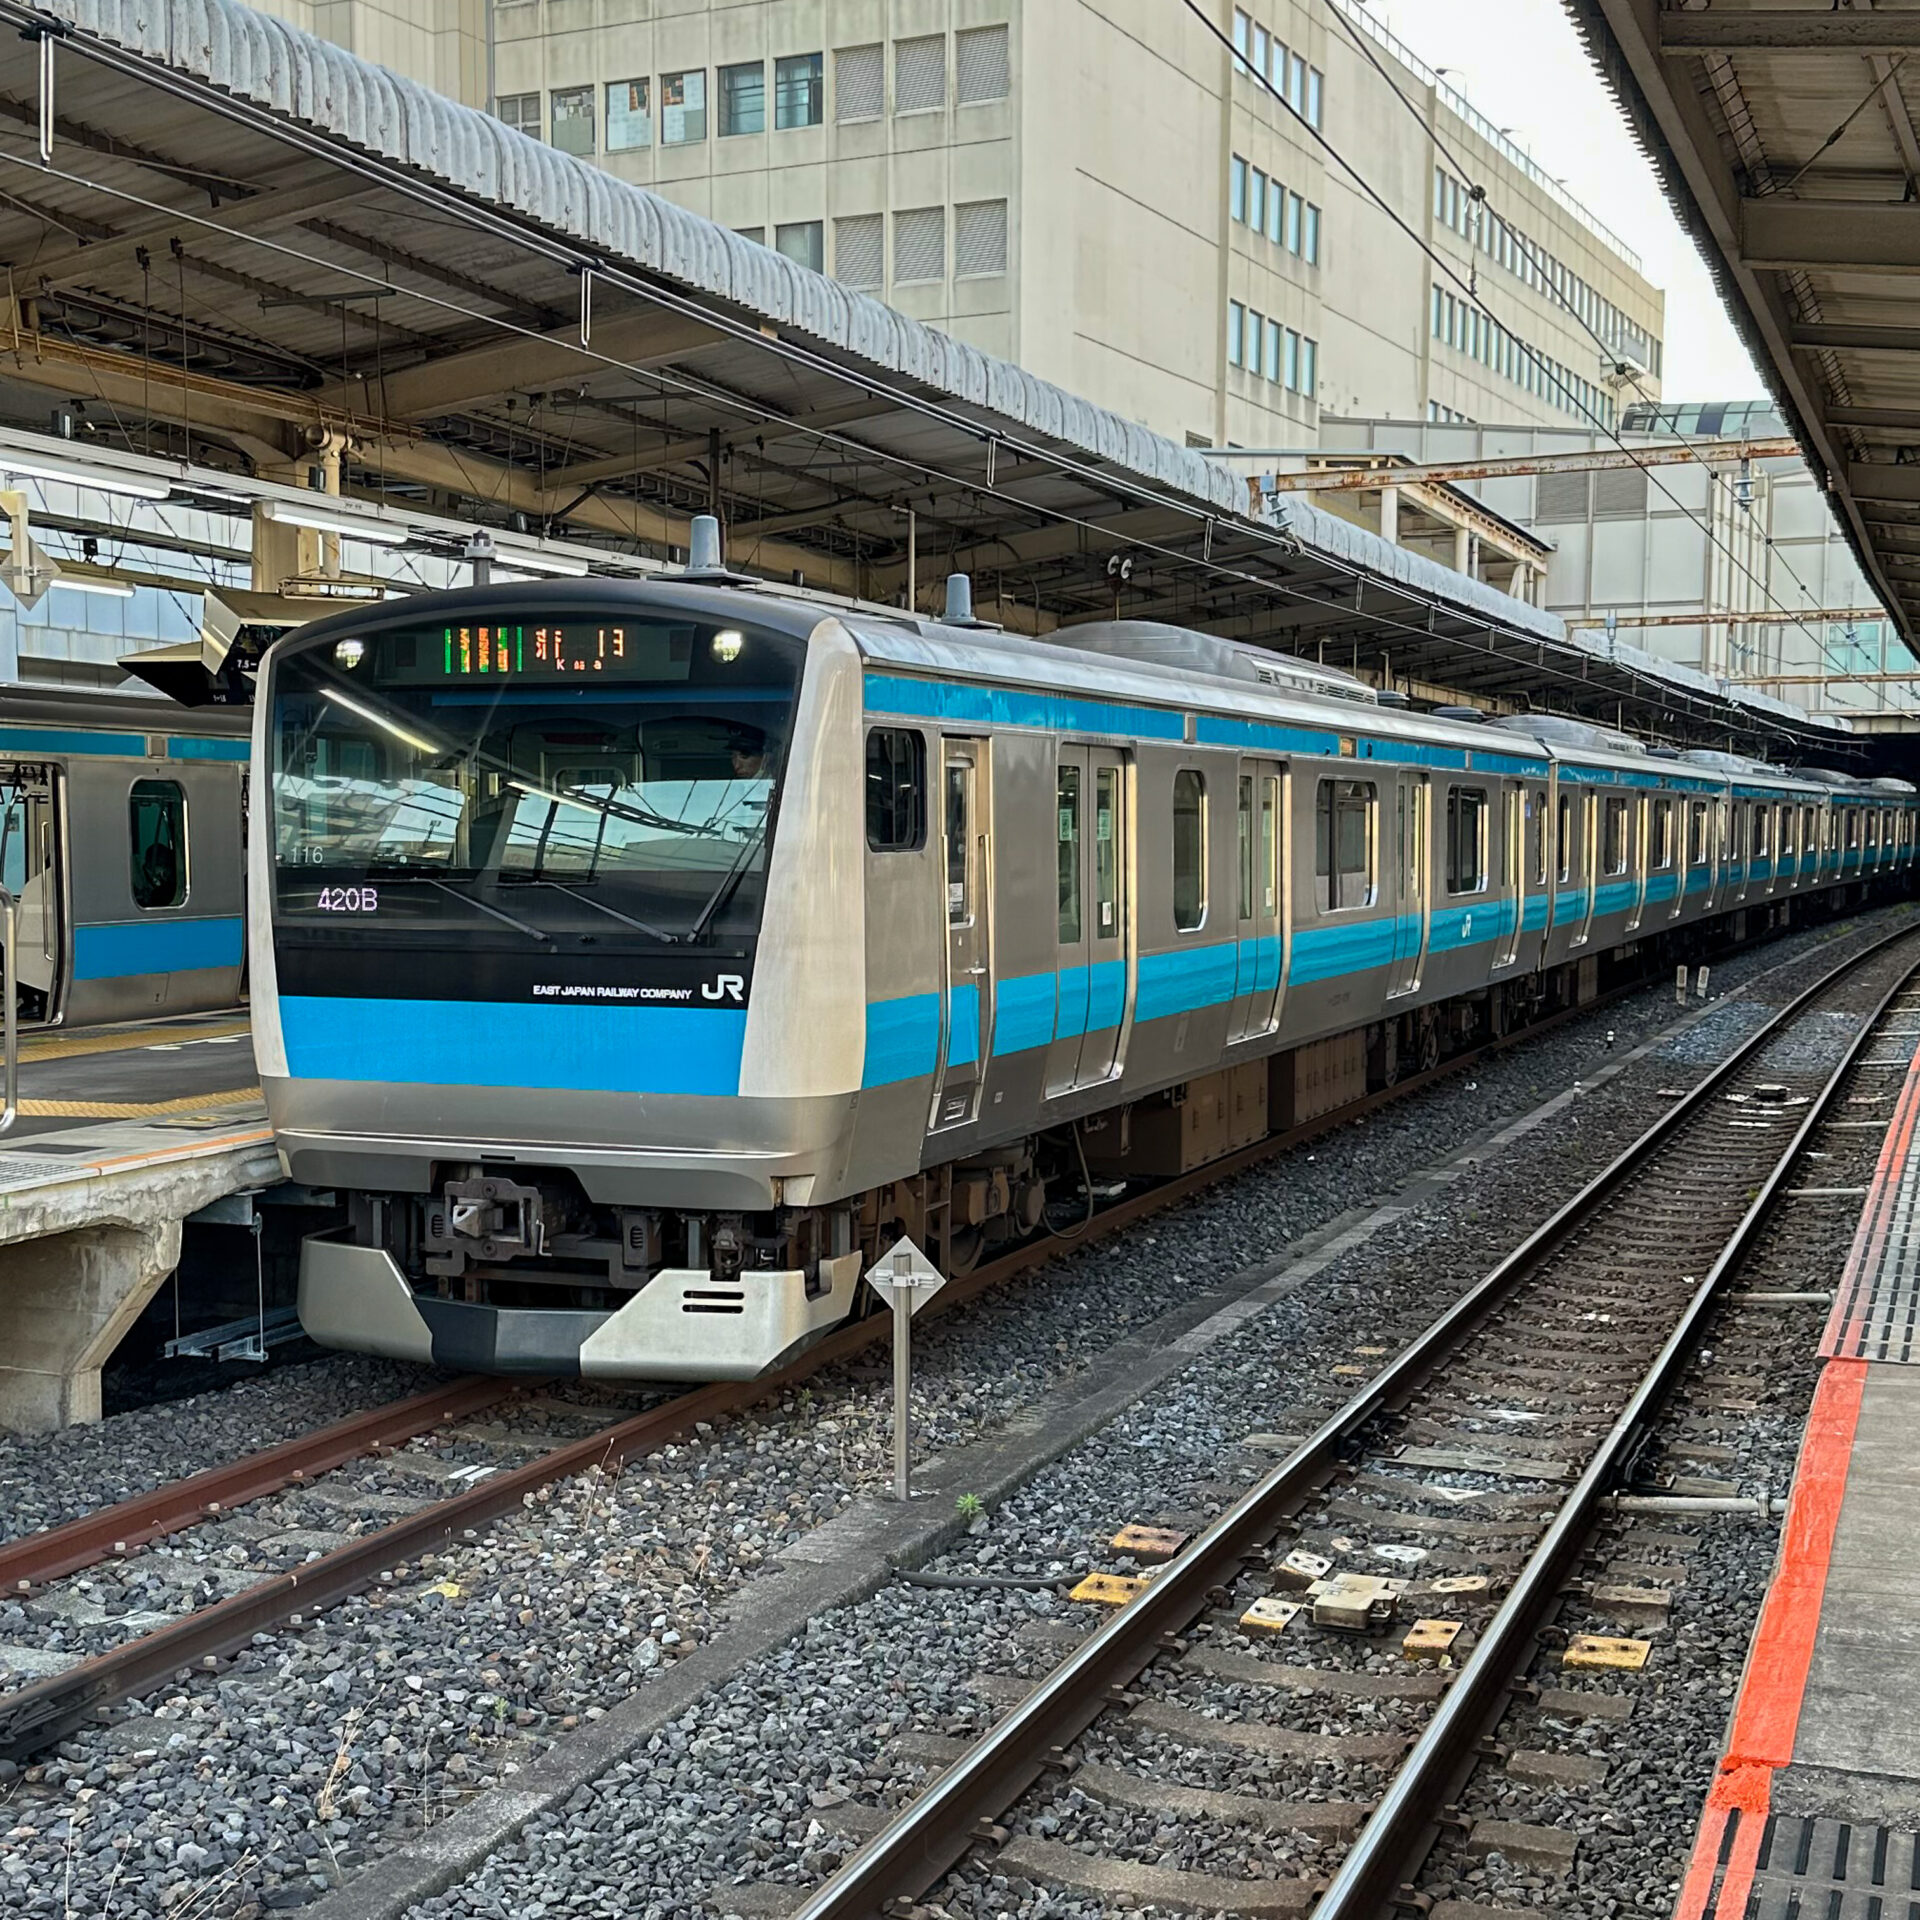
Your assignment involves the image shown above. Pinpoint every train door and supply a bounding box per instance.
[932,738,993,1132]
[0,762,62,1024]
[1226,759,1284,1043]
[1386,772,1428,996]
[1048,744,1131,1093]
[1493,781,1523,969]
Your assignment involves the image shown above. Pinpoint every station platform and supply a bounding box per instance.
[1677,1008,1920,1916]
[0,1011,273,1432]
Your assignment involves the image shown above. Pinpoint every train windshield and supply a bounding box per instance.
[270,614,803,947]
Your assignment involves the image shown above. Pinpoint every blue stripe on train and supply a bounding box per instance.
[74,916,244,981]
[279,995,748,1095]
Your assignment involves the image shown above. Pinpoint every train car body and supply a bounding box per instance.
[0,687,249,1026]
[253,579,1917,1379]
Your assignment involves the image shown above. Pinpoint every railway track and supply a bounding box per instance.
[0,919,1883,1770]
[774,920,1920,1920]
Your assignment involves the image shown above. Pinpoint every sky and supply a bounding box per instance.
[1362,0,1767,400]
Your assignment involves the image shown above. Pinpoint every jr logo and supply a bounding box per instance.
[701,974,746,1004]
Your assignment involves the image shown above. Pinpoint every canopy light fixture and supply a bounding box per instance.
[0,454,170,501]
[53,574,137,599]
[263,501,409,547]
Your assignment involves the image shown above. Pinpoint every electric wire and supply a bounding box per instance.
[0,31,1844,745]
[1310,0,1912,709]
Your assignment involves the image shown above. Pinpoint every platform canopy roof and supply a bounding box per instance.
[0,0,1855,751]
[1569,0,1920,664]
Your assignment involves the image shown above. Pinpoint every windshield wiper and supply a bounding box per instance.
[403,876,553,946]
[683,811,769,944]
[503,877,680,945]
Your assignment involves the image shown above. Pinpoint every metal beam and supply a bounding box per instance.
[1566,607,1888,631]
[1262,439,1800,494]
[1661,12,1920,53]
[1792,320,1920,352]
[314,310,723,420]
[1847,461,1920,503]
[1824,404,1920,431]
[541,397,896,489]
[1741,197,1920,273]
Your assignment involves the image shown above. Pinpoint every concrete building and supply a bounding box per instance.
[1303,405,1918,725]
[231,0,1666,450]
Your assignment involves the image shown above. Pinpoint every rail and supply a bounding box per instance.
[784,918,1920,1920]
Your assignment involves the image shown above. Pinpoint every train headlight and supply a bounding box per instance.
[710,629,744,664]
[333,638,367,669]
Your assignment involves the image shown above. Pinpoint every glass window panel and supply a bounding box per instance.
[1057,766,1083,943]
[1237,775,1254,920]
[130,779,187,909]
[606,78,651,151]
[775,52,824,128]
[775,220,824,272]
[1173,770,1206,931]
[1095,769,1120,939]
[550,85,595,155]
[661,70,706,144]
[719,62,765,136]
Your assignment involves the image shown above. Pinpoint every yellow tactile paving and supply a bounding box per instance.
[20,1087,261,1119]
[20,1017,249,1063]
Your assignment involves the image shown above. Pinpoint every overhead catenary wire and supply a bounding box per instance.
[1187,0,1865,700]
[0,148,1749,735]
[0,29,1839,747]
[1307,0,1911,707]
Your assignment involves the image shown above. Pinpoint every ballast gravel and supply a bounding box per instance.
[0,904,1909,1920]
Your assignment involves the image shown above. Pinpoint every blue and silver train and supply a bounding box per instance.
[0,686,249,1026]
[252,573,1918,1378]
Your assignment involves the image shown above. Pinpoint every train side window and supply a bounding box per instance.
[1802,806,1815,853]
[1172,769,1206,931]
[864,728,926,850]
[129,779,187,909]
[1259,776,1279,918]
[1057,765,1083,943]
[1444,786,1487,894]
[1688,800,1708,866]
[1527,792,1546,887]
[1602,796,1629,875]
[1315,778,1375,912]
[1846,808,1860,850]
[945,762,971,924]
[1556,791,1573,882]
[1095,769,1121,939]
[1752,805,1771,858]
[1650,797,1674,870]
[1236,775,1254,920]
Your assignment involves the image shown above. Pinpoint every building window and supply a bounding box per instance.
[955,199,1009,277]
[894,206,946,283]
[734,227,766,246]
[956,25,1010,103]
[719,61,766,136]
[550,85,594,155]
[1446,787,1487,894]
[1230,154,1247,223]
[1288,50,1307,111]
[1233,9,1250,67]
[835,212,885,290]
[1282,327,1298,390]
[606,78,651,151]
[1263,316,1280,382]
[775,52,824,129]
[775,220,824,272]
[1306,66,1323,127]
[1227,300,1244,366]
[1266,181,1284,244]
[1285,190,1302,254]
[896,35,947,113]
[1248,168,1266,235]
[1246,309,1264,372]
[1302,203,1321,264]
[865,729,925,850]
[1173,769,1206,931]
[836,44,885,121]
[1269,38,1286,94]
[661,70,707,144]
[1316,779,1375,912]
[130,779,187,909]
[495,92,540,139]
[1252,24,1269,76]
[1300,336,1317,396]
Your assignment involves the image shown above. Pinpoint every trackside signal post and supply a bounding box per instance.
[864,1238,946,1501]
